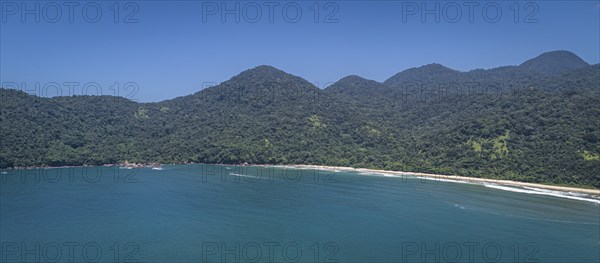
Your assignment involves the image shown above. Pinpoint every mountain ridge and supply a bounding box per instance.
[1,51,599,187]
[3,50,589,103]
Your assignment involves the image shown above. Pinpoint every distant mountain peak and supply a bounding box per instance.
[326,75,387,95]
[204,65,319,97]
[531,50,581,58]
[225,65,313,86]
[336,75,374,83]
[419,63,455,71]
[250,65,284,72]
[519,50,589,74]
[235,65,289,78]
[383,63,460,86]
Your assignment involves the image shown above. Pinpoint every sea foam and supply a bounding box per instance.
[483,184,600,204]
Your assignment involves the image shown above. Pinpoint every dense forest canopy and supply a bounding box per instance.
[1,51,599,187]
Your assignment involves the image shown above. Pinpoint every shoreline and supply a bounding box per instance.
[3,162,598,196]
[268,164,600,196]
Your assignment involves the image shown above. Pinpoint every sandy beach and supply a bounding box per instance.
[270,164,600,196]
[6,162,598,197]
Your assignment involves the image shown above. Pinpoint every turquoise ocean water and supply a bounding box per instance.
[1,164,598,262]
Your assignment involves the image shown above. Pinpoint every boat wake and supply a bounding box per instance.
[229,172,261,179]
[453,204,466,210]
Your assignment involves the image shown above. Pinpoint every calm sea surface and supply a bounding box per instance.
[1,164,598,262]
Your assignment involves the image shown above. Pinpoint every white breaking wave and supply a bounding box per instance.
[319,167,599,205]
[358,171,403,178]
[522,186,590,197]
[414,176,477,185]
[483,184,600,204]
[358,171,476,184]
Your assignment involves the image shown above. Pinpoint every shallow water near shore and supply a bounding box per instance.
[1,164,598,262]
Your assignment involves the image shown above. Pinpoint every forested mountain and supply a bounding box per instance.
[1,51,599,187]
[519,50,590,74]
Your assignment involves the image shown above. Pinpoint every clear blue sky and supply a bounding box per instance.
[1,0,599,102]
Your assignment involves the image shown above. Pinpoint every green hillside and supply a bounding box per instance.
[1,53,599,187]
